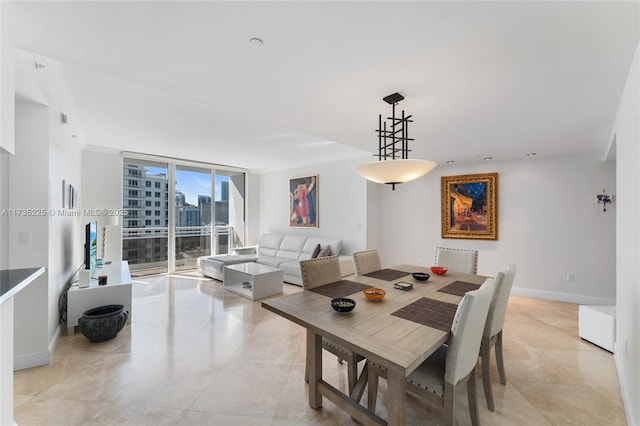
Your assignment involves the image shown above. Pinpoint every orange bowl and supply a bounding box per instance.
[430,266,448,275]
[363,287,386,301]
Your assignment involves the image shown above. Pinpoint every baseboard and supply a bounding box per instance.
[511,286,615,306]
[614,344,635,426]
[13,324,62,371]
[14,350,50,371]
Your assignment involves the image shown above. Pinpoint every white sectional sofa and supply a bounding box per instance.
[199,233,354,286]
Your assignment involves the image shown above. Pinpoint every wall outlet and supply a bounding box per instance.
[566,273,575,282]
[18,231,31,246]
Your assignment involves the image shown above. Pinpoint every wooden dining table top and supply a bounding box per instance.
[262,264,489,377]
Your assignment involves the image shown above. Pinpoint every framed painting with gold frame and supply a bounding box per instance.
[441,172,498,240]
[290,175,318,228]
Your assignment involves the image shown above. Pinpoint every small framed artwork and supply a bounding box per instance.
[290,175,318,228]
[441,172,498,240]
[69,185,74,209]
[62,180,67,208]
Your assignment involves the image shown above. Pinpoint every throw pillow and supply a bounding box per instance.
[317,245,332,258]
[311,243,322,259]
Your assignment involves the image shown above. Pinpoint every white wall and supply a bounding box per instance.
[47,100,82,356]
[0,153,8,268]
[0,23,15,154]
[259,157,369,255]
[245,171,261,247]
[7,51,84,369]
[611,37,639,426]
[377,155,616,305]
[259,155,616,305]
[81,149,123,262]
[10,101,50,368]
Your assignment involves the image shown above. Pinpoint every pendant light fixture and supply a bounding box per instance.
[356,93,437,190]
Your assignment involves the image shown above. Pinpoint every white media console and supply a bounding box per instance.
[67,261,132,335]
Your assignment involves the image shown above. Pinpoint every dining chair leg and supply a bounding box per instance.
[443,381,456,426]
[467,368,480,426]
[495,331,507,385]
[367,364,379,412]
[481,336,495,411]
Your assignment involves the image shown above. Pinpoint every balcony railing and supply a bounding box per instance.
[122,225,235,274]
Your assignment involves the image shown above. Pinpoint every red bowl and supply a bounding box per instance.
[430,266,448,275]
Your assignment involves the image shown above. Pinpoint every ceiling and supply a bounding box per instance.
[3,1,639,173]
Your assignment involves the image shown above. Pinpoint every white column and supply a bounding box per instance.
[0,298,14,426]
[167,164,176,273]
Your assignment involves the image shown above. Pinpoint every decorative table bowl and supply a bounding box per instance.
[331,298,356,313]
[411,272,431,281]
[363,288,386,301]
[430,266,448,275]
[78,304,129,343]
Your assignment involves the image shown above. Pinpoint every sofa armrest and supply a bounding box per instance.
[231,246,257,255]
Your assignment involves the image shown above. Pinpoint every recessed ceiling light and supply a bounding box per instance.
[483,156,493,161]
[526,152,537,157]
[249,37,263,47]
[446,160,455,164]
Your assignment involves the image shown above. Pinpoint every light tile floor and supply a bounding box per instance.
[14,273,626,425]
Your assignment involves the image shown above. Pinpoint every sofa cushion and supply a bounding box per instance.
[311,243,322,259]
[256,256,290,268]
[279,260,303,277]
[276,235,308,260]
[302,238,342,260]
[258,234,284,257]
[317,245,332,258]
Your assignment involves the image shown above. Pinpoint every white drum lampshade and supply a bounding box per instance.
[356,158,437,185]
[356,92,437,189]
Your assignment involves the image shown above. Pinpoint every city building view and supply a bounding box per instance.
[122,162,232,274]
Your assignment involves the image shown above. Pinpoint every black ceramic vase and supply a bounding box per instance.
[78,304,129,343]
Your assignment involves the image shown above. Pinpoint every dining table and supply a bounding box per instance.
[261,264,489,426]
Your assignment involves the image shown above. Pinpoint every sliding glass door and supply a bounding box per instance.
[174,165,212,271]
[212,170,246,255]
[123,156,247,275]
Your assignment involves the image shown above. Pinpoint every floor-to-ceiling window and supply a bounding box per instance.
[122,159,169,276]
[123,156,246,275]
[213,170,246,255]
[175,165,212,272]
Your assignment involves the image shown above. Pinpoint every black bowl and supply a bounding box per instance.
[412,272,431,282]
[331,297,356,313]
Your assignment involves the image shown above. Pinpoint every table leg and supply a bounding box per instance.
[307,330,322,409]
[386,369,406,426]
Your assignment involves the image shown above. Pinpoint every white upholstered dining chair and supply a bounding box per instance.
[367,278,496,426]
[300,256,366,395]
[481,264,517,411]
[352,249,382,277]
[434,246,479,274]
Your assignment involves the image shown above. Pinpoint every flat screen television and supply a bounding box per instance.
[84,221,98,274]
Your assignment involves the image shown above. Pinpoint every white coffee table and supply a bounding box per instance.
[223,263,283,300]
